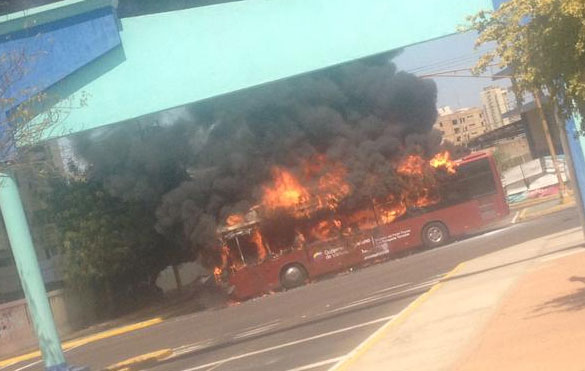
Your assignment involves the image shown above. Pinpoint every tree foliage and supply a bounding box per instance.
[466,0,585,123]
[42,120,201,312]
[45,177,169,312]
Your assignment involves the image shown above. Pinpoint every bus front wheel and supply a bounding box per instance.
[280,264,308,289]
[422,222,449,249]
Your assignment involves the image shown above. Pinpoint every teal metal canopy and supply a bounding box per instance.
[36,0,492,138]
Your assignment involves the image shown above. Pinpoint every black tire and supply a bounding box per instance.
[280,264,308,289]
[422,222,449,249]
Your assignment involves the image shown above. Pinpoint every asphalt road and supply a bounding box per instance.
[5,207,580,371]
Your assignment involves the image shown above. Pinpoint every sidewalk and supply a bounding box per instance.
[333,227,585,370]
[456,247,585,370]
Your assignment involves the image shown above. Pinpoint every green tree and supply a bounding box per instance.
[45,178,169,315]
[466,0,585,123]
[40,119,200,315]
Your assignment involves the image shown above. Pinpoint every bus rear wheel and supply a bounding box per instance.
[422,222,449,249]
[280,264,308,289]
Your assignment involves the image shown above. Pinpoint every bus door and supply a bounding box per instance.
[225,232,267,298]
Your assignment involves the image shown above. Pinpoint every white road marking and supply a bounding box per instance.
[174,340,216,356]
[10,343,85,371]
[12,360,42,371]
[328,281,437,313]
[511,210,521,224]
[179,315,395,371]
[374,279,438,295]
[370,282,411,294]
[284,356,344,371]
[204,362,225,371]
[233,322,281,339]
[475,226,516,238]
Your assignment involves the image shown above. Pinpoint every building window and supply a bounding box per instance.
[439,122,443,128]
[454,128,460,134]
[456,136,462,142]
[452,120,458,126]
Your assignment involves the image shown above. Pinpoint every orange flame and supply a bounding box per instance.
[226,214,244,226]
[378,202,407,224]
[262,157,351,217]
[250,229,268,262]
[317,163,351,210]
[214,267,223,281]
[262,167,311,211]
[397,155,426,176]
[429,151,457,174]
[310,219,341,241]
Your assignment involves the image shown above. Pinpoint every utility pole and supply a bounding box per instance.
[533,90,566,202]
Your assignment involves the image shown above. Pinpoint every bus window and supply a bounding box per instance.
[439,158,497,206]
[226,229,268,267]
[459,158,497,199]
[225,237,245,268]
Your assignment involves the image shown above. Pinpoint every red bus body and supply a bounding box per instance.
[222,152,509,300]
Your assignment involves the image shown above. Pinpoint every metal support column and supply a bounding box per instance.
[564,117,585,238]
[0,174,68,370]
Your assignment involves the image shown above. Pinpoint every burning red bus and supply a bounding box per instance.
[214,151,508,300]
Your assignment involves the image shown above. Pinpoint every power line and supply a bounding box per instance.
[403,48,495,75]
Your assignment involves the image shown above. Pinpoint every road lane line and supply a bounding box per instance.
[9,340,87,371]
[12,359,42,371]
[285,356,344,371]
[234,322,281,339]
[328,281,438,314]
[0,317,163,369]
[371,282,411,294]
[511,210,520,224]
[204,361,225,371]
[329,262,466,371]
[178,315,396,371]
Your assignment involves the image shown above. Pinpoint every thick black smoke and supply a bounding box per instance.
[155,56,441,264]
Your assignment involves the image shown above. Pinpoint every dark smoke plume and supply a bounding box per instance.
[155,55,441,264]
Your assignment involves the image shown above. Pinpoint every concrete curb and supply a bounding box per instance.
[517,199,576,223]
[334,227,583,371]
[0,318,163,368]
[509,194,561,210]
[329,262,466,371]
[105,349,173,371]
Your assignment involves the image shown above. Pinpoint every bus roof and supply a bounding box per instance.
[457,151,491,165]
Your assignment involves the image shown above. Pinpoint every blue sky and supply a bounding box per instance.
[393,31,511,110]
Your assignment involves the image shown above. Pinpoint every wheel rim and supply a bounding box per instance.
[283,266,303,284]
[427,226,444,243]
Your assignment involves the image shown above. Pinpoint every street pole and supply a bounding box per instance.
[0,174,83,371]
[560,114,585,239]
[533,90,566,202]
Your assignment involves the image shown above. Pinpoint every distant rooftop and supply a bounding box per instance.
[438,106,482,116]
